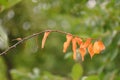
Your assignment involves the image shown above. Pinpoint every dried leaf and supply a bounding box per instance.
[80,42,84,48]
[93,40,105,54]
[82,38,92,48]
[79,48,86,61]
[63,34,73,53]
[93,41,100,54]
[88,43,94,58]
[97,40,105,51]
[41,31,50,48]
[72,38,77,60]
[63,42,68,53]
[75,37,82,45]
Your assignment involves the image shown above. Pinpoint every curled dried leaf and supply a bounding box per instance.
[75,37,82,45]
[88,43,94,58]
[82,38,92,48]
[72,38,77,60]
[93,40,105,54]
[41,31,51,48]
[79,48,86,61]
[97,40,105,51]
[63,34,73,53]
[80,42,84,48]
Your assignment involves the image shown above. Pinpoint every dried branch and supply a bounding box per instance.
[0,30,72,55]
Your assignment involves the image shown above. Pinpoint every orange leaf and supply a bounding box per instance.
[93,41,100,54]
[75,37,82,45]
[97,40,105,51]
[88,43,94,58]
[79,48,86,61]
[41,31,50,48]
[93,40,105,54]
[82,38,92,48]
[80,42,84,48]
[63,34,73,53]
[72,38,77,60]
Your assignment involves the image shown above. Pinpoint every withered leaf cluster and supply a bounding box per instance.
[42,31,105,61]
[63,34,105,61]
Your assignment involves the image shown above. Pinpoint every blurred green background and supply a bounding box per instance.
[0,0,120,80]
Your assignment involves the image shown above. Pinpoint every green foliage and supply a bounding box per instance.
[10,64,99,80]
[85,75,99,80]
[71,63,83,80]
[0,0,7,5]
[0,57,7,80]
[0,0,22,12]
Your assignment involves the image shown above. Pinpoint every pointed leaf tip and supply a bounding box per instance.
[72,38,77,60]
[63,34,73,53]
[41,31,51,48]
[79,48,86,61]
[88,43,94,59]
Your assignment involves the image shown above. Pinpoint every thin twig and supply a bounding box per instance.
[0,29,97,55]
[0,30,71,55]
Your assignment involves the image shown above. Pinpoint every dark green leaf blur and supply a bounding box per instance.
[0,0,120,80]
